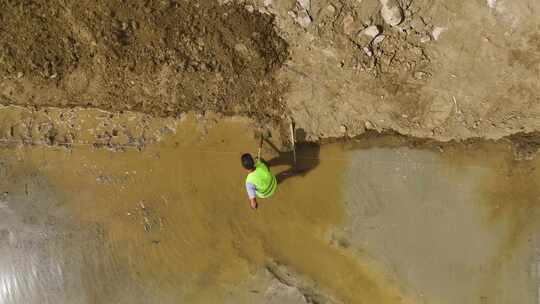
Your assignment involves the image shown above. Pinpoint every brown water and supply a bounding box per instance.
[0,116,413,303]
[0,116,539,303]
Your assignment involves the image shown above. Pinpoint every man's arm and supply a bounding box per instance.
[246,182,258,210]
[248,197,258,210]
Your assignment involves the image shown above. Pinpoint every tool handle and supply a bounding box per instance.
[290,122,296,166]
[257,134,264,160]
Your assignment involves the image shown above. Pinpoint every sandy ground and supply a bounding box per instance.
[271,0,540,141]
[0,117,539,303]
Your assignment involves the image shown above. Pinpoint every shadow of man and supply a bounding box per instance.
[262,128,320,184]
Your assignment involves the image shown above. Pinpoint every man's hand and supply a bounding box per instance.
[249,198,258,210]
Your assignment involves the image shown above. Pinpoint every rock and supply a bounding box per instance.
[420,35,431,43]
[264,281,308,304]
[245,5,254,13]
[379,0,403,26]
[340,125,347,133]
[234,43,247,52]
[372,34,385,46]
[405,9,412,18]
[410,18,426,32]
[361,25,380,38]
[411,47,423,56]
[414,71,427,79]
[263,0,273,6]
[365,120,374,129]
[431,26,447,41]
[356,25,380,45]
[296,12,312,28]
[326,4,336,13]
[356,36,370,46]
[292,0,312,28]
[487,0,497,8]
[363,47,373,57]
[16,72,23,78]
[342,15,355,35]
[297,0,310,11]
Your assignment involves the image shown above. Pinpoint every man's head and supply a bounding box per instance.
[241,153,255,171]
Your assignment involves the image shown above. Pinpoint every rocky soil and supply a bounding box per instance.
[274,0,540,141]
[0,0,539,145]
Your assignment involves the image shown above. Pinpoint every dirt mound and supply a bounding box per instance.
[0,1,287,121]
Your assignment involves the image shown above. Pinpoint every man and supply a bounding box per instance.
[241,153,277,210]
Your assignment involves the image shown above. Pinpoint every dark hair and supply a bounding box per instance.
[241,153,255,170]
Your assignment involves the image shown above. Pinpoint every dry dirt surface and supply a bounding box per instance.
[271,0,540,141]
[1,0,540,145]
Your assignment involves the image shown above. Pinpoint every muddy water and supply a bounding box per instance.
[0,116,411,304]
[0,118,539,303]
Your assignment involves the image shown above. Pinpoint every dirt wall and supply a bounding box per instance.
[1,0,540,145]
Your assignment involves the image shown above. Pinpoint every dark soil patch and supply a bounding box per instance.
[0,0,288,122]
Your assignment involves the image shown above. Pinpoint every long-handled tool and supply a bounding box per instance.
[256,129,271,160]
[290,121,296,166]
[257,132,264,160]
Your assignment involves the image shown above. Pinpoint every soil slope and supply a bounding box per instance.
[1,0,540,144]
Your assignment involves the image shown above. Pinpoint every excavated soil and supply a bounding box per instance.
[2,0,540,144]
[276,0,540,141]
[0,0,287,121]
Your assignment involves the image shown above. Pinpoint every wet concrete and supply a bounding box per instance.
[0,117,538,303]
